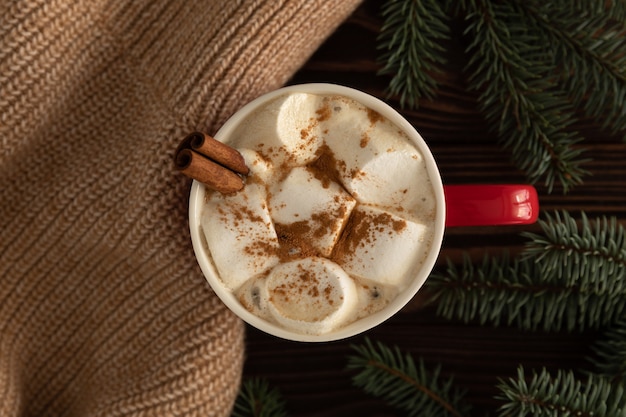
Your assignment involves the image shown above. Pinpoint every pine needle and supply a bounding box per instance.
[376,0,626,192]
[232,378,287,417]
[347,338,471,417]
[589,318,626,385]
[522,210,626,292]
[463,0,590,193]
[496,366,626,416]
[377,0,450,108]
[519,0,626,137]
[425,210,626,332]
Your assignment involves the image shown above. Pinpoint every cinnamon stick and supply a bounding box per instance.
[188,132,249,176]
[174,131,250,194]
[174,148,244,194]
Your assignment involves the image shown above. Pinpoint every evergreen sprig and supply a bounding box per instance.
[347,338,471,417]
[232,378,287,417]
[524,0,626,136]
[496,366,626,417]
[562,0,626,21]
[590,318,626,385]
[377,0,450,109]
[522,210,626,291]
[376,0,626,193]
[463,0,590,193]
[425,211,626,332]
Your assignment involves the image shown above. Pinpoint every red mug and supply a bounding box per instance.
[444,184,538,227]
[188,84,539,341]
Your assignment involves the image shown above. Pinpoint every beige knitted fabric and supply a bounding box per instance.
[0,0,361,415]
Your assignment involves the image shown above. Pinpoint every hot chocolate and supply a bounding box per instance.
[198,92,437,336]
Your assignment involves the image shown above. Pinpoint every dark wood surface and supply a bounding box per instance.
[242,2,626,415]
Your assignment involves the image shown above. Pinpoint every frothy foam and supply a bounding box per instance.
[200,92,436,336]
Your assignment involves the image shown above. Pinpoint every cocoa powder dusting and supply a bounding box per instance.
[244,239,278,258]
[238,206,264,224]
[273,203,348,261]
[331,209,406,265]
[308,144,346,189]
[367,108,384,125]
[360,132,370,148]
[331,209,365,264]
[274,221,319,260]
[311,207,346,239]
[315,102,332,122]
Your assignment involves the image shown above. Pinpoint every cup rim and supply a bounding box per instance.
[188,83,446,342]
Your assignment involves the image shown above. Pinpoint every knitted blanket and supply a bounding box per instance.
[0,0,361,415]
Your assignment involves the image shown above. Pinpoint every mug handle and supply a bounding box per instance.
[443,185,539,227]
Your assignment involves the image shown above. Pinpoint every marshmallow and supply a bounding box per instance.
[269,166,356,257]
[264,257,358,335]
[201,182,279,291]
[321,96,436,222]
[332,204,433,289]
[228,93,324,167]
[239,148,274,184]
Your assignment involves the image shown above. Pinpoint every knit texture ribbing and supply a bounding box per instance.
[0,0,361,415]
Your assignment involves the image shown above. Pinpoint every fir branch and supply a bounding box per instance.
[496,366,626,417]
[519,0,626,138]
[589,318,626,385]
[425,210,626,331]
[232,378,287,417]
[377,1,626,192]
[463,0,590,193]
[377,0,450,108]
[424,253,620,332]
[561,0,626,21]
[347,338,471,417]
[522,210,626,292]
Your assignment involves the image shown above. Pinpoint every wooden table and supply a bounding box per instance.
[242,2,626,415]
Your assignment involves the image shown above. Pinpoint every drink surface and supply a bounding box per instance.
[199,93,436,336]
